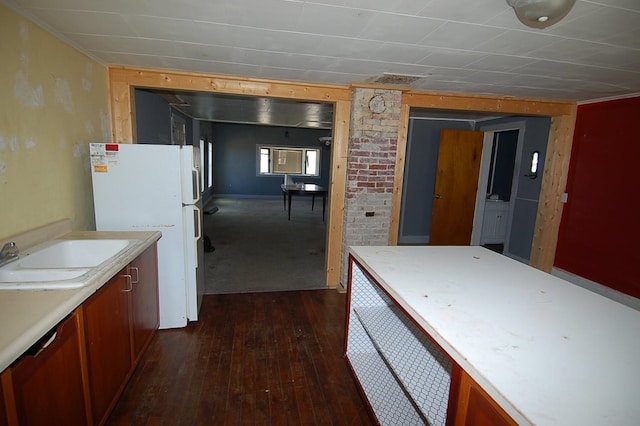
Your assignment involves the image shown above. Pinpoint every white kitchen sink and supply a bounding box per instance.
[0,267,91,289]
[0,239,134,290]
[19,239,132,268]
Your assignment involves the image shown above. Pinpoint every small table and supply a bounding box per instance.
[281,184,327,221]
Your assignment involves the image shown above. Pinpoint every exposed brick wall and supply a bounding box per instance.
[341,87,402,287]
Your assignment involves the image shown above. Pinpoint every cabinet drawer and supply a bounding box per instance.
[8,311,88,426]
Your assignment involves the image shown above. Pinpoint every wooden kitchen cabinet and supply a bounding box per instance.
[0,384,6,426]
[2,311,89,426]
[83,270,132,426]
[129,244,159,363]
[0,240,160,426]
[455,371,516,426]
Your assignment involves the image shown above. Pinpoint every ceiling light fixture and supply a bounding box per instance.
[506,0,576,29]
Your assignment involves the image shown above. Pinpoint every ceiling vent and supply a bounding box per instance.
[369,73,425,86]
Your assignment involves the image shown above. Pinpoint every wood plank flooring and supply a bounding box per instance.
[107,290,373,425]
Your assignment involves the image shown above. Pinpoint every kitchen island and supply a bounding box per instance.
[346,246,640,425]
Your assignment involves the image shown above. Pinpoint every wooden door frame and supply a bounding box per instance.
[107,67,352,288]
[390,92,577,273]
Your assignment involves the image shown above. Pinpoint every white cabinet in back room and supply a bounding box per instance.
[480,200,509,244]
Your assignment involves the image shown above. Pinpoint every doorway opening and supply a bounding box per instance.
[134,88,334,294]
[474,129,520,255]
[399,112,549,264]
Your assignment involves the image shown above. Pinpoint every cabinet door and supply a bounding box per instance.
[83,271,132,425]
[8,311,88,425]
[130,243,159,361]
[455,371,516,426]
[0,384,6,426]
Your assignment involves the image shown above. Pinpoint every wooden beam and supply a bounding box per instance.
[530,107,577,272]
[351,82,413,92]
[109,67,352,102]
[388,103,410,246]
[403,92,574,117]
[108,78,134,143]
[325,99,351,288]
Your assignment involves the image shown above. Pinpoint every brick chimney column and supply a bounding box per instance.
[341,87,402,287]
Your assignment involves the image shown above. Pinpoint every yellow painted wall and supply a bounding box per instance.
[0,5,110,239]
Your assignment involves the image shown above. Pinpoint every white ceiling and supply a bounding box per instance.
[4,0,640,121]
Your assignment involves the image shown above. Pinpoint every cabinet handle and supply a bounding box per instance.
[121,274,133,292]
[41,332,58,350]
[130,266,139,284]
[433,193,442,199]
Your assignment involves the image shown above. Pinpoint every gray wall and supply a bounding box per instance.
[212,123,331,197]
[135,89,171,144]
[399,118,474,244]
[135,89,195,146]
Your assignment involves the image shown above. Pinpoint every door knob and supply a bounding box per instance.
[433,193,442,199]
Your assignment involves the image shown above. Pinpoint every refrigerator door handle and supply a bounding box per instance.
[193,204,202,268]
[192,166,201,204]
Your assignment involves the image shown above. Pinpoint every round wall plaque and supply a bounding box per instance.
[368,95,386,113]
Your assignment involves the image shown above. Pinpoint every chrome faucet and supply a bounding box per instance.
[0,242,19,267]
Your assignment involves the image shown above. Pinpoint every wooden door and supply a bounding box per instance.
[0,383,6,426]
[130,243,159,363]
[454,371,516,426]
[83,271,132,425]
[430,129,484,245]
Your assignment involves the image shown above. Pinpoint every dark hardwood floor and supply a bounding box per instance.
[107,290,373,426]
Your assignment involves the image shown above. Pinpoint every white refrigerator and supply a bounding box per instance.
[89,143,204,329]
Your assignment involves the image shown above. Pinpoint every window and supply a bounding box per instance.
[258,146,320,177]
[207,141,213,188]
[199,139,205,191]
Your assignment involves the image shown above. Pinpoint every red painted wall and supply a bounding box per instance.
[555,96,640,299]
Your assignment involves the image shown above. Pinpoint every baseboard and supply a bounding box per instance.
[397,235,429,245]
[501,251,529,265]
[212,194,281,200]
[552,268,640,312]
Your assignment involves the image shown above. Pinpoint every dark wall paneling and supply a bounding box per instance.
[212,123,331,197]
[487,130,518,201]
[135,89,171,144]
[555,96,640,299]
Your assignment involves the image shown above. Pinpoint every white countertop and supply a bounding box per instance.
[349,246,640,426]
[0,230,160,372]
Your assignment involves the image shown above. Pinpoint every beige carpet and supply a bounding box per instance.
[203,197,327,294]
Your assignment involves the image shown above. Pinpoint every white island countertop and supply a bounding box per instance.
[349,245,640,426]
[0,230,160,372]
